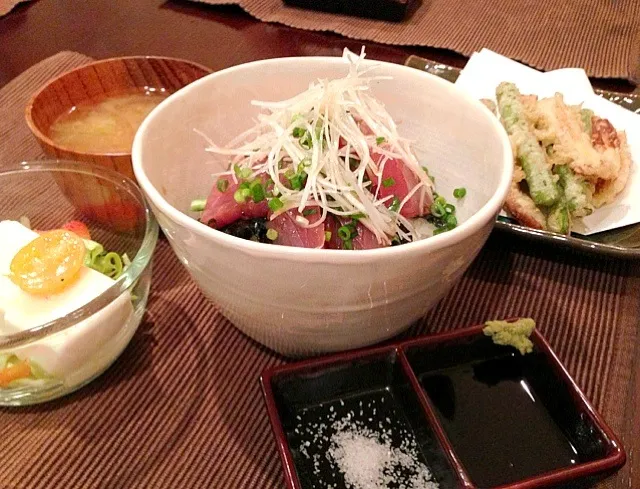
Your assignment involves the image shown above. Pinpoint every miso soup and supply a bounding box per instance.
[48,92,167,153]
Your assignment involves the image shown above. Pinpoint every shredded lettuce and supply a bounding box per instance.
[0,354,53,388]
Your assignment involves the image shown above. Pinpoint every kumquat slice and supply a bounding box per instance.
[10,229,86,295]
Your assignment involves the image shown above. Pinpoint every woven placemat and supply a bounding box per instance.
[189,0,640,83]
[1,52,639,489]
[0,51,93,167]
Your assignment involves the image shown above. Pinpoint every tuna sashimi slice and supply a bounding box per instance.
[267,207,325,249]
[325,215,383,250]
[201,176,269,229]
[369,151,432,218]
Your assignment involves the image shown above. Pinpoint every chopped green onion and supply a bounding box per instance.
[190,199,206,212]
[389,197,401,212]
[427,192,459,234]
[83,239,104,267]
[100,252,124,279]
[233,164,252,180]
[382,177,395,188]
[298,130,312,149]
[302,208,317,216]
[431,203,445,218]
[266,229,279,241]
[217,179,229,192]
[432,219,446,228]
[297,161,309,172]
[233,186,251,204]
[289,173,305,191]
[84,244,125,279]
[376,136,386,145]
[351,213,366,220]
[292,127,305,138]
[268,197,284,212]
[342,239,353,250]
[337,225,352,241]
[324,231,332,242]
[27,359,50,380]
[234,188,249,203]
[232,164,252,179]
[453,187,467,199]
[250,181,266,203]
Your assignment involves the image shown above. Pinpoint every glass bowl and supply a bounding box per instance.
[0,160,158,405]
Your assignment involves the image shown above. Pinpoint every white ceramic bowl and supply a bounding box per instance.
[132,56,512,356]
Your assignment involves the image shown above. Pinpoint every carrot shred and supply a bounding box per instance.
[0,360,31,387]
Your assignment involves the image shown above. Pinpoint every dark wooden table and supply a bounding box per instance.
[0,0,637,93]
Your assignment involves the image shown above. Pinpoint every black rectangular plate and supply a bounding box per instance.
[282,0,418,22]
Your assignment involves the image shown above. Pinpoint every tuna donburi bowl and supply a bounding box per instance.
[132,50,513,356]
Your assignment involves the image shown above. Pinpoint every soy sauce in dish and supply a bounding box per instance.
[420,353,580,487]
[48,91,168,153]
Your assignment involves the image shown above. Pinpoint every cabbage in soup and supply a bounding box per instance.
[48,92,167,153]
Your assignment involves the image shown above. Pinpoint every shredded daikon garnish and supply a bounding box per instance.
[197,48,435,245]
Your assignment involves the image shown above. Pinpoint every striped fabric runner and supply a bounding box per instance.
[190,0,640,82]
[1,53,639,488]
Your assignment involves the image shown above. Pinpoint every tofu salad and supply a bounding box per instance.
[0,219,133,389]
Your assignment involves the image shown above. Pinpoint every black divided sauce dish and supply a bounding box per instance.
[261,324,626,489]
[264,349,462,489]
